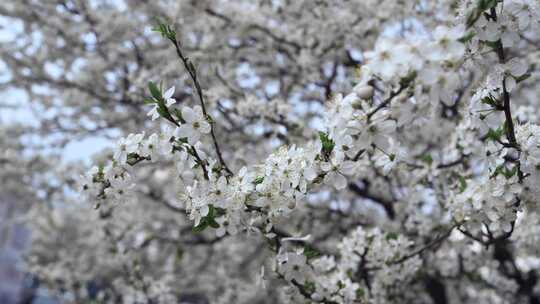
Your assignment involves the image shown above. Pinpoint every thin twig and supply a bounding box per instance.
[366,85,406,119]
[389,226,455,265]
[168,35,233,176]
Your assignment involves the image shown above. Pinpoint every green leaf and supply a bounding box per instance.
[187,60,196,74]
[254,176,265,185]
[176,137,188,144]
[399,70,417,87]
[303,281,316,294]
[458,175,467,193]
[148,81,161,100]
[503,166,518,179]
[208,218,220,229]
[157,105,170,119]
[152,20,176,40]
[303,245,321,260]
[420,154,433,165]
[385,232,399,241]
[515,73,531,83]
[143,98,156,105]
[466,0,500,28]
[192,205,221,233]
[192,221,209,233]
[171,108,185,123]
[480,95,498,107]
[458,31,476,43]
[214,207,227,216]
[485,126,504,142]
[207,205,215,218]
[318,132,335,154]
[482,40,500,50]
[491,165,517,179]
[126,153,144,166]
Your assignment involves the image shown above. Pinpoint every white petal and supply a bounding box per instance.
[508,59,527,77]
[163,86,175,99]
[193,105,204,120]
[320,162,332,172]
[448,42,465,58]
[304,166,318,181]
[333,174,348,190]
[216,227,226,237]
[147,106,159,120]
[182,106,196,123]
[340,161,356,175]
[188,131,200,145]
[200,205,209,216]
[199,121,211,134]
[505,77,516,93]
[332,151,345,165]
[176,124,191,139]
[166,98,176,107]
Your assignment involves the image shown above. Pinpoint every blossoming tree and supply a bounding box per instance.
[2,0,540,303]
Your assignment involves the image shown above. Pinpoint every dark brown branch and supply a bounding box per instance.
[348,183,395,219]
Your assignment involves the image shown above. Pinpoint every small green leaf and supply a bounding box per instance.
[420,154,433,165]
[480,95,498,107]
[491,164,517,179]
[148,81,161,100]
[482,40,500,50]
[303,245,321,260]
[157,105,170,119]
[152,20,176,40]
[458,31,476,43]
[399,70,417,87]
[466,0,500,28]
[187,61,196,74]
[318,132,335,154]
[192,205,221,233]
[214,207,227,216]
[503,166,518,179]
[458,175,467,193]
[208,218,220,229]
[515,73,531,83]
[126,153,144,166]
[192,221,209,233]
[303,281,316,294]
[385,232,399,241]
[143,98,156,105]
[485,126,504,142]
[254,176,265,185]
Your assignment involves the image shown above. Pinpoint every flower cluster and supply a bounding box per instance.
[274,227,422,303]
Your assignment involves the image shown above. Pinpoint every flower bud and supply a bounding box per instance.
[287,201,296,210]
[353,84,374,100]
